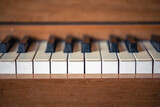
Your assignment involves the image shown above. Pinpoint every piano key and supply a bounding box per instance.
[151,35,160,52]
[0,43,19,74]
[0,53,3,58]
[45,35,57,53]
[64,36,74,53]
[85,42,101,74]
[17,36,33,53]
[133,42,152,74]
[51,42,68,74]
[100,41,118,74]
[0,35,16,53]
[142,41,160,73]
[34,41,51,74]
[68,41,84,74]
[117,42,135,74]
[125,35,138,52]
[81,36,91,53]
[0,37,4,57]
[108,35,119,52]
[16,42,39,74]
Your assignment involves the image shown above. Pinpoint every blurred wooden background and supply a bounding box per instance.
[0,25,160,40]
[0,0,160,22]
[0,0,160,40]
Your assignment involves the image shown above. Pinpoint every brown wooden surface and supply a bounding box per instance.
[0,25,160,40]
[0,0,160,22]
[0,79,160,107]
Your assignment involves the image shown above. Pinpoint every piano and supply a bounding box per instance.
[0,0,160,106]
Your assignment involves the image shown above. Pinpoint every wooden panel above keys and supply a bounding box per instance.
[0,24,160,41]
[0,0,160,22]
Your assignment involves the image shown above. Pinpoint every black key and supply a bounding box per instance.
[45,35,57,53]
[17,36,33,53]
[125,35,138,52]
[151,35,160,52]
[81,36,91,53]
[108,35,119,52]
[64,36,74,53]
[0,35,17,53]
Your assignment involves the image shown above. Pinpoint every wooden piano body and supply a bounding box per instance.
[0,0,160,106]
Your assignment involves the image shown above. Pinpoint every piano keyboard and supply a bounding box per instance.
[0,35,160,79]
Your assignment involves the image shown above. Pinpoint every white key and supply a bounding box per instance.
[117,42,135,74]
[133,42,152,73]
[34,41,51,74]
[68,42,84,74]
[51,42,67,74]
[143,41,160,73]
[0,43,19,74]
[16,42,39,74]
[85,42,101,74]
[100,41,118,74]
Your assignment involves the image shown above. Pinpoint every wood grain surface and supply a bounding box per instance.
[0,79,160,107]
[0,0,160,22]
[0,25,160,41]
